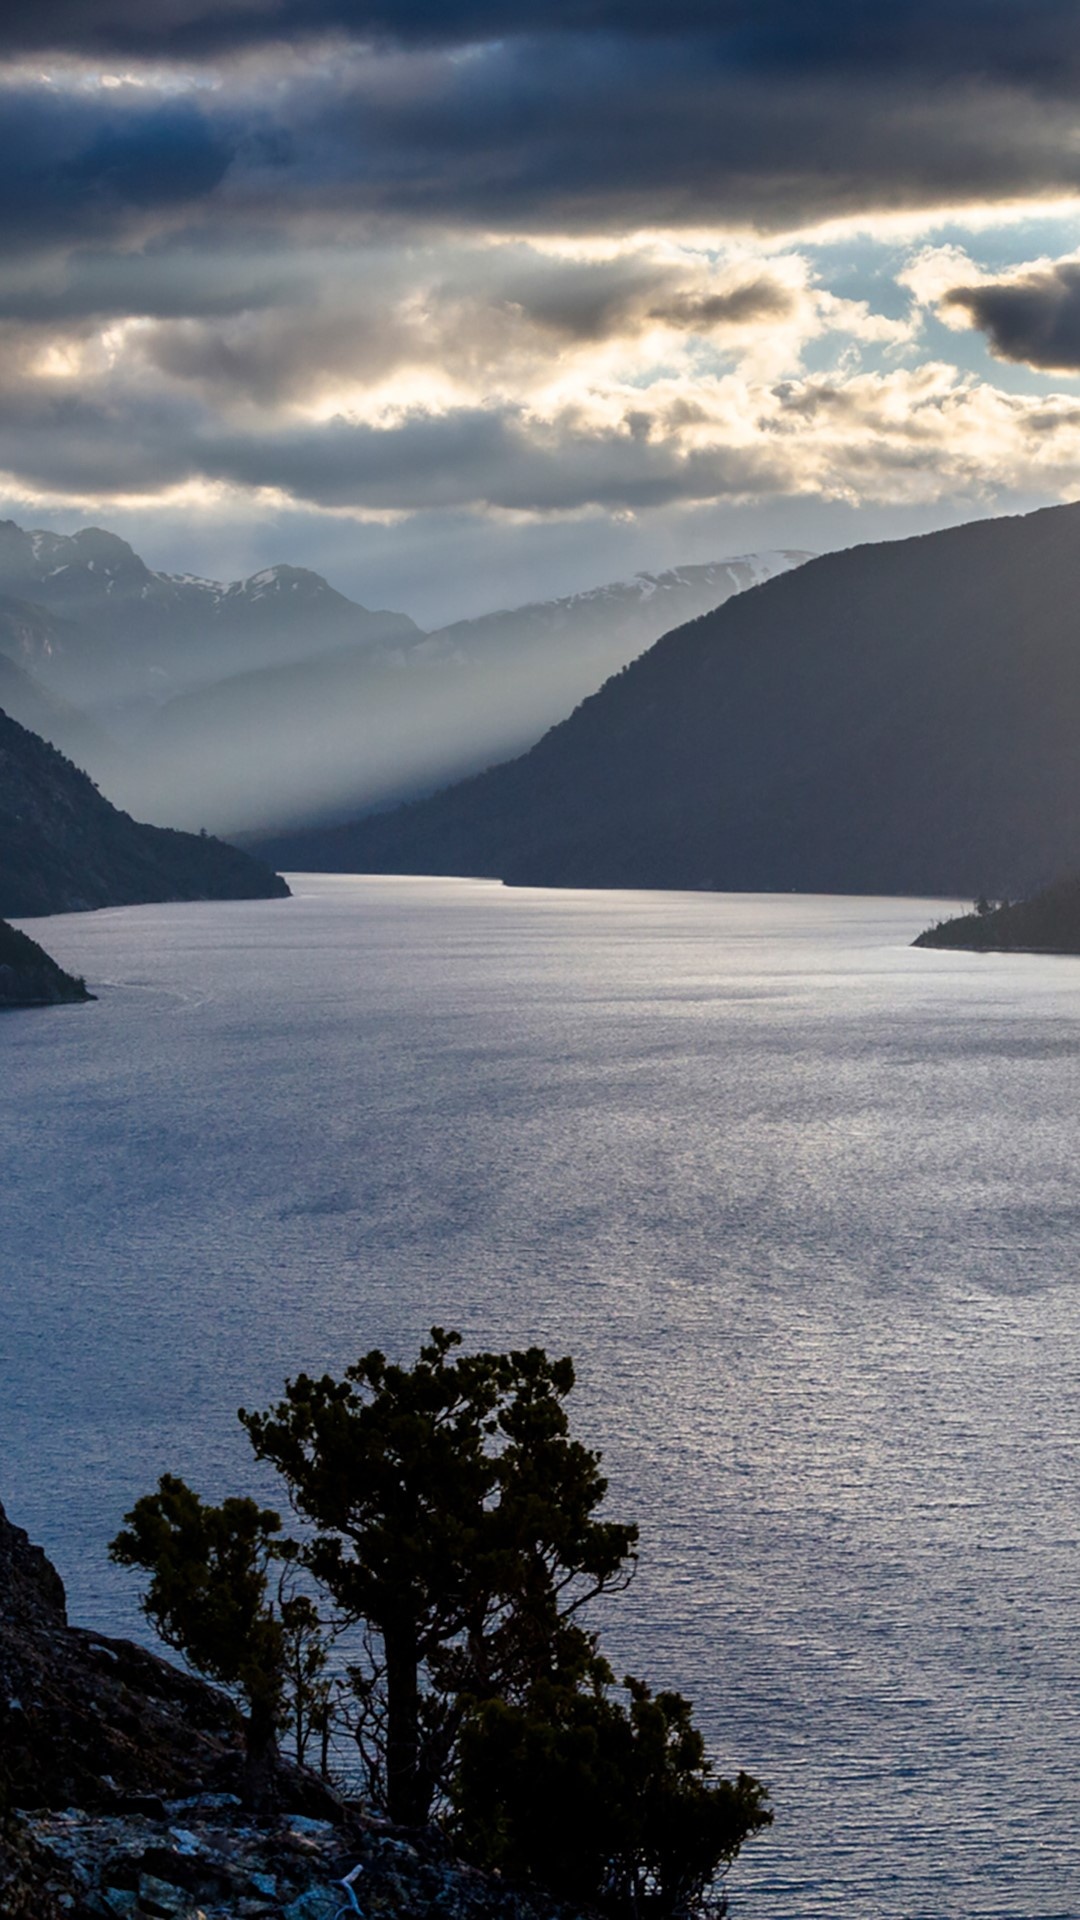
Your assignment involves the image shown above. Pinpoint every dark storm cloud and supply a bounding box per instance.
[6,1,1080,97]
[262,43,1080,234]
[0,21,1076,253]
[0,84,232,251]
[945,264,1080,371]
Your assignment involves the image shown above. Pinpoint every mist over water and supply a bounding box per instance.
[4,877,1080,1917]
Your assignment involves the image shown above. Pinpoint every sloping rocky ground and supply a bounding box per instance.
[20,1797,572,1920]
[0,1502,581,1920]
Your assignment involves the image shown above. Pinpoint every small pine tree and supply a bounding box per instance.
[111,1476,296,1809]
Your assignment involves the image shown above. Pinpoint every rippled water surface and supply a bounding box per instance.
[6,876,1080,1917]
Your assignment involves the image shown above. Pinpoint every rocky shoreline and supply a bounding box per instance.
[0,1503,584,1920]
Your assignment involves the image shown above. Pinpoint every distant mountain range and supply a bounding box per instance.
[252,501,1080,901]
[0,708,288,918]
[0,522,811,833]
[0,522,417,707]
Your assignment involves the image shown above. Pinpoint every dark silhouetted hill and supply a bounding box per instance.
[915,875,1080,952]
[0,919,93,1006]
[0,708,289,918]
[253,502,1080,901]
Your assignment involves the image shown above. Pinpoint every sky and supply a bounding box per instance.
[6,2,1080,624]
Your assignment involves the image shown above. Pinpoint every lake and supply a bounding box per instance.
[5,876,1080,1917]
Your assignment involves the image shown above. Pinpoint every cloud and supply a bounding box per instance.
[122,247,809,409]
[6,1,1080,581]
[7,1,1080,99]
[0,81,233,252]
[1,35,1079,257]
[246,45,1080,237]
[197,404,792,512]
[944,262,1080,372]
[7,323,1080,527]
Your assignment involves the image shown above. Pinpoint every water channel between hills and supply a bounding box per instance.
[5,874,1080,1918]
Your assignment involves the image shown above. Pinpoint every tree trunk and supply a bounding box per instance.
[384,1622,423,1825]
[240,1689,280,1814]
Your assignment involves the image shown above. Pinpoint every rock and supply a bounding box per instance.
[0,1494,246,1920]
[0,1504,586,1920]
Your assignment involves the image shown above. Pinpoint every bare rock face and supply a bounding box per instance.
[0,1499,244,1816]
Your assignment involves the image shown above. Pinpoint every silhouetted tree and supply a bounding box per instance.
[110,1476,298,1809]
[240,1328,638,1824]
[112,1333,772,1916]
[454,1660,771,1918]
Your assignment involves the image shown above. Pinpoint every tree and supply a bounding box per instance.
[239,1328,638,1824]
[111,1332,772,1916]
[454,1662,772,1918]
[110,1475,298,1809]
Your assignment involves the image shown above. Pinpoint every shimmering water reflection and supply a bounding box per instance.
[5,877,1080,1917]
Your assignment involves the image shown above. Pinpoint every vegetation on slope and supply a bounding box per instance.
[915,876,1080,953]
[0,918,92,1007]
[0,707,289,917]
[113,1329,772,1915]
[255,500,1080,900]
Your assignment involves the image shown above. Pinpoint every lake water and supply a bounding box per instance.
[5,876,1080,1918]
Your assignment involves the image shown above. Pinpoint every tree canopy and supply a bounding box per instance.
[110,1475,291,1808]
[239,1328,638,1823]
[112,1330,771,1913]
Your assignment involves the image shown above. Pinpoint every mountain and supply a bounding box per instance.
[0,708,289,917]
[134,551,813,833]
[915,875,1080,952]
[251,502,1080,900]
[0,918,93,1006]
[0,641,129,783]
[416,553,812,682]
[0,521,419,711]
[0,519,809,834]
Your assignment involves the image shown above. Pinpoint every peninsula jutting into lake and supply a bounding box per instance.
[0,917,92,1007]
[915,875,1080,954]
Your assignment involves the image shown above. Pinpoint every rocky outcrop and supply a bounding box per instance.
[0,1500,244,1816]
[18,1798,580,1920]
[0,1505,580,1920]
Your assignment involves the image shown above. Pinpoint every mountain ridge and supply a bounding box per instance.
[0,518,811,833]
[249,500,1080,901]
[0,707,289,917]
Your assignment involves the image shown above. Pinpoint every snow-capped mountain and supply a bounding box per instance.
[419,552,812,671]
[0,518,813,833]
[0,522,419,709]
